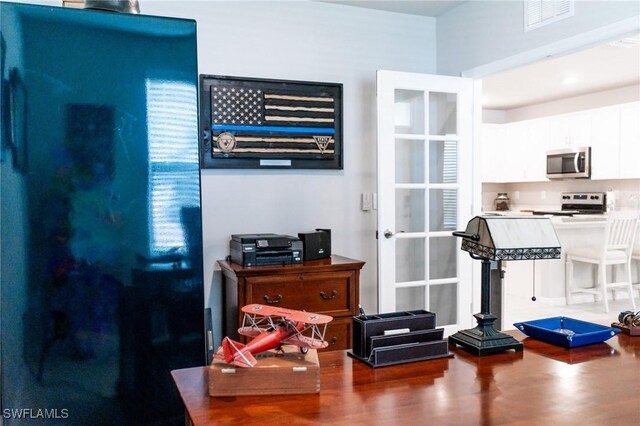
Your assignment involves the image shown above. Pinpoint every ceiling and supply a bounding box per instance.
[318,1,639,110]
[482,39,640,110]
[317,1,467,17]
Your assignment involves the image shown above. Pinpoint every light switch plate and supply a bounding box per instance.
[361,193,372,211]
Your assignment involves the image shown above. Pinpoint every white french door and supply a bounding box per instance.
[377,70,475,334]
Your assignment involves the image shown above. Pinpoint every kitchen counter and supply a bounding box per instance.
[481,211,608,228]
[550,215,607,229]
[499,211,639,306]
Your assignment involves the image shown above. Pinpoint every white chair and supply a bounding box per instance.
[632,249,640,292]
[565,211,639,313]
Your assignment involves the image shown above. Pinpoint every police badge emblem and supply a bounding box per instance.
[313,136,333,154]
[216,132,236,153]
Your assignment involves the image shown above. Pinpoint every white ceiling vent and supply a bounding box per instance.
[524,0,574,32]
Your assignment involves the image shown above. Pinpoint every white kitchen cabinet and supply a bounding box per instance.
[503,120,549,182]
[501,122,527,182]
[480,123,505,182]
[547,111,591,150]
[481,103,636,184]
[523,119,549,181]
[590,107,620,180]
[480,120,548,183]
[619,103,640,179]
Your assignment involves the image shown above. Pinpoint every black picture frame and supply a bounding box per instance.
[199,75,343,169]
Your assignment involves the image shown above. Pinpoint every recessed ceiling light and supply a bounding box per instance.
[608,35,640,48]
[482,96,490,105]
[562,76,577,85]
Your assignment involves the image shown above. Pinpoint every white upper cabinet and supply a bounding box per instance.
[619,103,640,179]
[481,102,638,183]
[589,107,620,180]
[523,119,549,182]
[547,111,591,150]
[479,123,504,182]
[480,119,548,183]
[501,122,527,182]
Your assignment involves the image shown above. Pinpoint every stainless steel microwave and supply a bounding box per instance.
[546,147,591,179]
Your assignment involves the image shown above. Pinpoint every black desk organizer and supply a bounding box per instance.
[347,310,453,367]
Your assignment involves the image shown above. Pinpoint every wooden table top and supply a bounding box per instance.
[172,330,640,425]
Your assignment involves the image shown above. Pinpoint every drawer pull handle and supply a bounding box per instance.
[263,294,283,305]
[328,336,338,346]
[320,290,338,300]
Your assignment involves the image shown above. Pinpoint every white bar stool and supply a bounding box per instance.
[632,249,640,292]
[565,211,639,313]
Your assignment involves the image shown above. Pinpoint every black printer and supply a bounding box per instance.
[230,234,303,267]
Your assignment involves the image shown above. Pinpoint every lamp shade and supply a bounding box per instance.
[457,216,561,261]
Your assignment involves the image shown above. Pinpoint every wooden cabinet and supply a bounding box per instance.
[218,255,365,351]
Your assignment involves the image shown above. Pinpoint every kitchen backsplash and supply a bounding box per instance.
[482,179,640,212]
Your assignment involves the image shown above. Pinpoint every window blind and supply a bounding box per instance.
[442,140,457,230]
[146,80,199,254]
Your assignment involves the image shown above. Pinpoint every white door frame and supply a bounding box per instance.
[461,17,639,80]
[461,16,640,316]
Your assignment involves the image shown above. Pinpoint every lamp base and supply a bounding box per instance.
[449,313,523,356]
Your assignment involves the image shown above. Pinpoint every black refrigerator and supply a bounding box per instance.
[1,3,205,424]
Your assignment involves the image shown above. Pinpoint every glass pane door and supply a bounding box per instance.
[377,71,473,334]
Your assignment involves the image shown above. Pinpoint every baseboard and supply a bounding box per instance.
[565,289,639,306]
[516,289,639,307]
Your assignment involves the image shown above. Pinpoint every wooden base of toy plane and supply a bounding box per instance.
[208,345,320,397]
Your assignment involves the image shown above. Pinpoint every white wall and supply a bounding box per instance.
[139,1,437,336]
[15,0,637,338]
[437,0,640,76]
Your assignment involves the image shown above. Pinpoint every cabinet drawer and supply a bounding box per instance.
[245,271,355,317]
[320,317,352,352]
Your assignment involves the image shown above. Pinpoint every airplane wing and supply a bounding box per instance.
[241,304,333,324]
[241,304,282,316]
[237,326,264,338]
[282,334,329,349]
[283,310,333,324]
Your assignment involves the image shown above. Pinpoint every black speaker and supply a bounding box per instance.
[298,229,331,261]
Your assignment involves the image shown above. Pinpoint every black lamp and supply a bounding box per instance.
[450,215,561,356]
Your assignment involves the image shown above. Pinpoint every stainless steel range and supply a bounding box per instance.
[532,192,606,216]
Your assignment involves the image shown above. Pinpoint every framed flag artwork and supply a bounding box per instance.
[199,75,343,169]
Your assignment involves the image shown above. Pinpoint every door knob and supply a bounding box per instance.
[383,229,394,239]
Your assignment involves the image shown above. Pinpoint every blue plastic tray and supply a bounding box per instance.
[514,316,619,348]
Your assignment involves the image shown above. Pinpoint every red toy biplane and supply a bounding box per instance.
[214,304,333,368]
